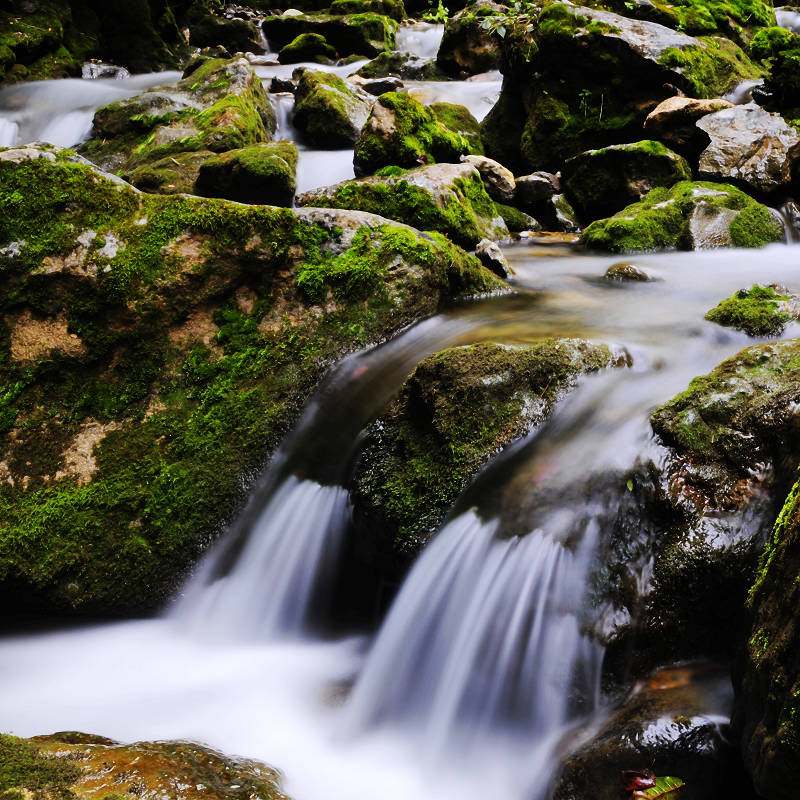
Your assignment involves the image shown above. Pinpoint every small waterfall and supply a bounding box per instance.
[776,6,800,33]
[395,22,444,59]
[777,199,800,243]
[723,82,763,105]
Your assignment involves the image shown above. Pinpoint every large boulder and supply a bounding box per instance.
[296,162,509,248]
[353,91,470,175]
[0,732,289,800]
[0,144,502,614]
[696,103,800,196]
[436,1,504,77]
[562,140,691,222]
[581,180,783,252]
[292,70,373,148]
[734,478,800,800]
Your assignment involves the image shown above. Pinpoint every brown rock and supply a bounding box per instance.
[643,95,733,155]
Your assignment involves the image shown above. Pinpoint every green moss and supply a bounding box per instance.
[292,70,368,147]
[430,102,484,155]
[705,285,793,337]
[278,32,337,63]
[329,0,406,22]
[0,733,80,799]
[495,203,537,232]
[750,26,800,61]
[354,91,469,175]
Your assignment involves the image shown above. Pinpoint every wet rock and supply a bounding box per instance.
[643,95,734,156]
[604,262,654,281]
[436,1,505,77]
[293,70,373,148]
[353,91,470,175]
[278,32,337,64]
[462,154,515,203]
[582,181,783,252]
[734,478,800,800]
[356,51,448,80]
[0,144,503,614]
[194,142,298,206]
[0,731,289,800]
[705,285,800,336]
[562,140,691,222]
[270,76,296,93]
[475,237,509,276]
[296,162,508,248]
[696,103,800,195]
[81,61,130,80]
[362,76,404,95]
[554,663,751,800]
[261,12,398,59]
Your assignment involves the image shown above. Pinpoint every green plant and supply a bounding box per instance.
[422,0,448,23]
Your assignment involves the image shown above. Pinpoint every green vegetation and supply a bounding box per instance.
[705,286,793,337]
[430,102,484,155]
[0,734,80,799]
[278,32,337,63]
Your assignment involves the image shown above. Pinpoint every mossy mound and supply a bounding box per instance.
[0,145,502,614]
[292,70,373,147]
[329,0,406,23]
[353,91,470,176]
[581,181,783,253]
[297,162,507,248]
[430,102,484,155]
[349,339,617,560]
[80,57,277,181]
[735,478,800,800]
[0,732,289,800]
[262,12,397,59]
[705,285,796,337]
[562,140,691,222]
[194,142,298,206]
[278,32,337,64]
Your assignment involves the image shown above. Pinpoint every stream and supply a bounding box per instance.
[1,19,799,800]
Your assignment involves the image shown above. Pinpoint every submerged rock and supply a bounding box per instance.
[0,144,502,614]
[705,285,800,337]
[0,732,289,800]
[581,181,783,252]
[604,261,655,281]
[296,162,508,248]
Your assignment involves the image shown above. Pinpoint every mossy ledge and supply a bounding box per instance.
[0,145,503,615]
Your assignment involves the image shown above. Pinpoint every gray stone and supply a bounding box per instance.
[475,238,509,277]
[462,154,515,203]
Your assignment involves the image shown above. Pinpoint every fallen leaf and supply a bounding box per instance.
[633,776,685,799]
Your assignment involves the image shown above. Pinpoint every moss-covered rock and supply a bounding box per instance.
[430,102,484,155]
[581,180,783,253]
[562,140,691,222]
[353,91,470,175]
[436,1,504,77]
[0,732,289,800]
[705,285,798,337]
[329,0,406,23]
[356,50,448,79]
[278,32,337,63]
[0,144,502,614]
[349,339,617,561]
[292,70,373,147]
[735,478,800,800]
[297,162,507,248]
[195,142,298,206]
[126,151,215,195]
[79,57,277,182]
[262,12,397,59]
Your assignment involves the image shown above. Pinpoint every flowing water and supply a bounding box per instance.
[2,21,800,800]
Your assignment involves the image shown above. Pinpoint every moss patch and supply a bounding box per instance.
[705,285,794,337]
[430,102,484,155]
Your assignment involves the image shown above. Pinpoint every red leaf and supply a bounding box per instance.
[621,769,656,792]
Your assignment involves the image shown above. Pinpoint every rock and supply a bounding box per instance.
[475,238,509,276]
[329,0,407,22]
[604,262,654,281]
[261,12,398,59]
[353,91,470,176]
[296,162,508,248]
[270,76,296,93]
[562,140,691,222]
[347,339,619,576]
[127,151,216,195]
[356,51,448,80]
[696,103,800,195]
[735,478,800,800]
[186,7,264,54]
[550,194,581,233]
[462,154,514,202]
[292,70,373,148]
[362,76,404,95]
[515,171,570,229]
[553,664,749,800]
[495,202,540,232]
[643,95,734,156]
[81,61,130,80]
[480,3,761,174]
[195,142,299,206]
[515,171,560,206]
[436,1,504,77]
[581,181,783,252]
[0,732,289,800]
[0,144,502,614]
[705,285,800,336]
[80,57,277,179]
[278,32,337,64]
[431,103,484,156]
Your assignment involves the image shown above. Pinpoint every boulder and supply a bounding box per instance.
[296,162,508,248]
[186,7,264,54]
[436,1,504,77]
[278,32,337,63]
[356,51,448,80]
[643,96,734,156]
[475,237,509,276]
[261,12,397,59]
[604,261,654,281]
[353,91,470,176]
[562,140,691,222]
[0,144,502,614]
[696,103,800,195]
[329,0,407,22]
[495,202,540,232]
[581,181,783,252]
[194,142,299,206]
[292,70,373,147]
[0,732,289,800]
[361,76,404,95]
[462,154,514,202]
[431,103,484,156]
[705,285,800,337]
